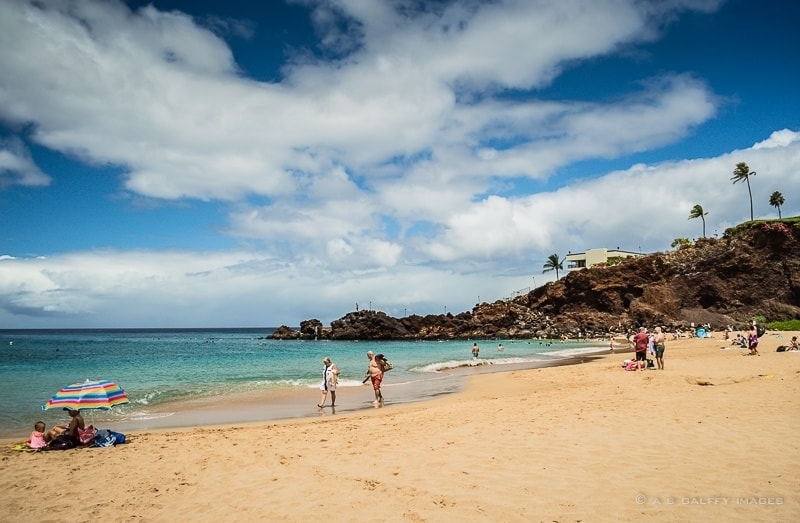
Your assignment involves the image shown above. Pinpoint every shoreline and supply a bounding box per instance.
[2,331,797,522]
[1,344,619,442]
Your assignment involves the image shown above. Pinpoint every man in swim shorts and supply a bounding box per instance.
[653,326,666,370]
[364,350,384,408]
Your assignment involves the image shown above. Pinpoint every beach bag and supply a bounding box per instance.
[776,345,787,352]
[756,325,766,338]
[78,425,96,445]
[375,354,393,373]
[94,429,127,447]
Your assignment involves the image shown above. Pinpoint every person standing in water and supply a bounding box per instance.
[318,357,339,408]
[364,351,384,408]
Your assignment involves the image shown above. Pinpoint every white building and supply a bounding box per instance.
[565,248,643,271]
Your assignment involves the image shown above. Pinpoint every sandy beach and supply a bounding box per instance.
[2,331,798,522]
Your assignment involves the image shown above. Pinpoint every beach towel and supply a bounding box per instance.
[12,443,39,452]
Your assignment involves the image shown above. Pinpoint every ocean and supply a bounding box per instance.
[0,328,607,439]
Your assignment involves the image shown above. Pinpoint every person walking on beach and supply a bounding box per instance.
[318,357,339,408]
[653,326,666,370]
[747,323,760,356]
[364,350,384,408]
[472,343,480,359]
[632,327,649,371]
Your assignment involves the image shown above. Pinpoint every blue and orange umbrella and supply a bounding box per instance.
[42,379,130,411]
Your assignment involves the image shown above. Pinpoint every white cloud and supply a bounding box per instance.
[1,134,797,327]
[414,133,800,263]
[0,0,720,201]
[753,129,800,150]
[0,137,51,188]
[0,0,796,327]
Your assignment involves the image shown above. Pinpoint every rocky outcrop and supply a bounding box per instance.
[271,220,800,340]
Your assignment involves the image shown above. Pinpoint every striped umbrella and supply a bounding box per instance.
[42,379,130,411]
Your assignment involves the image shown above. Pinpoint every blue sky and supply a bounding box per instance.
[1,0,798,328]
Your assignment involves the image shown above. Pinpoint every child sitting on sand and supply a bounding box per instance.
[21,421,47,450]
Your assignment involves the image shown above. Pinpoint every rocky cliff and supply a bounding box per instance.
[271,219,800,340]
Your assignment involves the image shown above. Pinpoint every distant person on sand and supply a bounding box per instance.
[472,343,480,359]
[746,324,760,356]
[653,326,666,370]
[789,336,799,351]
[632,327,649,371]
[737,334,747,348]
[364,351,384,408]
[318,357,339,408]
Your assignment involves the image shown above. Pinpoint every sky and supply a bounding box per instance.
[0,0,798,329]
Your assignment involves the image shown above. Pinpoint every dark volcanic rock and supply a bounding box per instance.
[271,325,302,339]
[271,220,800,340]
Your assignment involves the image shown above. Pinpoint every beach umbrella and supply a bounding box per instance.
[42,379,130,411]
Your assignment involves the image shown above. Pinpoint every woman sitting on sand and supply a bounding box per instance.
[60,408,85,444]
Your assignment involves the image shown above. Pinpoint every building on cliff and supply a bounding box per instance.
[565,247,643,271]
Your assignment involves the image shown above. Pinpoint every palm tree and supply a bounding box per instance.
[731,162,757,221]
[688,204,709,238]
[769,191,785,219]
[542,253,564,279]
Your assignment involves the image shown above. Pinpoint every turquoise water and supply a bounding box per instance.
[0,328,605,438]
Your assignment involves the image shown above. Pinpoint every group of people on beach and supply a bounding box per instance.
[626,321,777,371]
[630,326,666,370]
[723,322,798,355]
[317,350,390,410]
[18,408,127,451]
[18,407,86,450]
